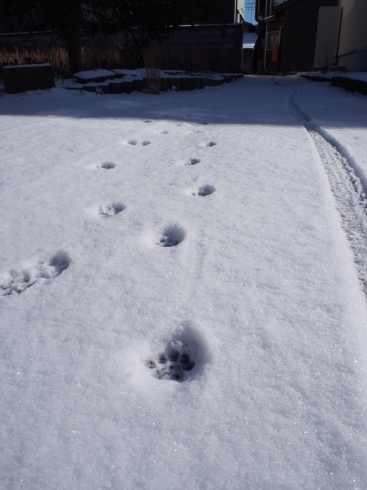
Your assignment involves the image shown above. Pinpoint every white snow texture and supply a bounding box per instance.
[0,76,367,490]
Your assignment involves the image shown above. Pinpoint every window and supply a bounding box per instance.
[268,32,280,49]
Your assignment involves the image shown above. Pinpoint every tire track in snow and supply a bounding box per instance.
[275,79,367,294]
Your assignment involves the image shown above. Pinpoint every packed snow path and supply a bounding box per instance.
[1,77,367,489]
[274,78,367,294]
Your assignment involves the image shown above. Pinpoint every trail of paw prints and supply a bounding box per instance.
[192,184,215,197]
[146,334,198,382]
[157,224,185,247]
[0,251,70,297]
[99,202,125,217]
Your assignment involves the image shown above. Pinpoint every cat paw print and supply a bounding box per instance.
[145,328,203,382]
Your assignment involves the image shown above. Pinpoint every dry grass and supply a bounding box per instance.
[0,40,218,80]
[0,44,123,76]
[81,45,122,72]
[0,46,69,74]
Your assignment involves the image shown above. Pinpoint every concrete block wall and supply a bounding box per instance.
[160,24,243,73]
[0,31,63,51]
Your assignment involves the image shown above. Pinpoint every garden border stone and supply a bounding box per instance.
[2,63,55,94]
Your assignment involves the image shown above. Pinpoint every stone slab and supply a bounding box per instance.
[82,84,97,93]
[74,69,115,84]
[97,82,109,94]
[133,79,144,92]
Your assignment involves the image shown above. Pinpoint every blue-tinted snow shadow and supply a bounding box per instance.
[0,76,366,129]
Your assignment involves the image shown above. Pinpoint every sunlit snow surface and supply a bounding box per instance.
[1,77,367,489]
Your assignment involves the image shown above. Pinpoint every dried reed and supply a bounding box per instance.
[0,44,123,76]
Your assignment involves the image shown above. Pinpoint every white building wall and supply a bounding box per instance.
[236,0,246,22]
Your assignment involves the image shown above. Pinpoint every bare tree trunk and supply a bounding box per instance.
[143,41,161,94]
[64,21,82,74]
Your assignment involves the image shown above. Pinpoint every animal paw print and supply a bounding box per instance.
[147,345,195,381]
[157,224,185,247]
[100,162,116,169]
[192,184,215,197]
[126,139,151,146]
[99,202,125,217]
[0,251,70,297]
[186,158,200,166]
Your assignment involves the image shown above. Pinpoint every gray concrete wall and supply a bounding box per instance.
[279,0,338,73]
[160,24,243,73]
[314,6,340,67]
[337,0,367,70]
[0,31,63,51]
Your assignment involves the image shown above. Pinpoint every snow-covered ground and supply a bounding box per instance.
[295,77,367,185]
[1,76,367,489]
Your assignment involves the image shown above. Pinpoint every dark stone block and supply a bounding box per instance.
[179,77,188,91]
[121,80,133,94]
[202,77,223,87]
[301,75,329,83]
[192,77,202,90]
[82,84,97,93]
[187,78,195,90]
[202,77,212,86]
[164,77,180,91]
[108,80,122,94]
[160,77,168,92]
[197,78,205,89]
[74,70,115,84]
[223,74,233,83]
[165,77,174,90]
[304,74,367,96]
[143,77,160,93]
[97,82,109,94]
[356,80,367,95]
[2,63,55,94]
[133,79,144,92]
